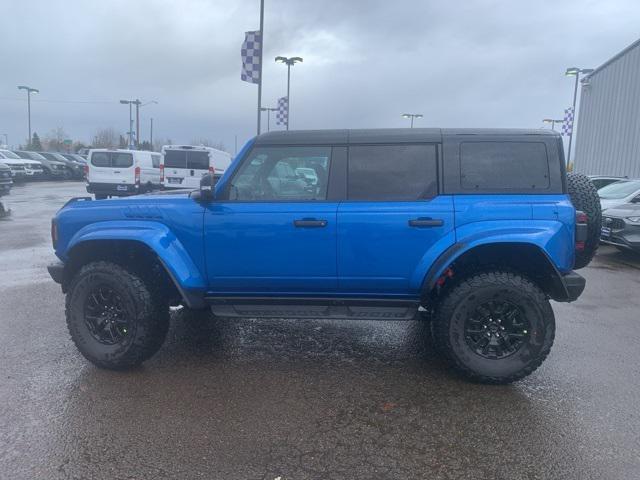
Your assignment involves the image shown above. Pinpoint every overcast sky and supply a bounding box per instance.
[1,0,639,153]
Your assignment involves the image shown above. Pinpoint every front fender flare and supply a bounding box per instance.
[66,220,206,307]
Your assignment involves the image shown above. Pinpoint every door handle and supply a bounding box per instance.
[408,217,444,227]
[294,219,328,228]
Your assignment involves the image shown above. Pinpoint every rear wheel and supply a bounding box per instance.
[65,261,169,369]
[432,270,555,384]
[567,172,601,269]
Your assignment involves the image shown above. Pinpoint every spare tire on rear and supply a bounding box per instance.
[567,172,601,269]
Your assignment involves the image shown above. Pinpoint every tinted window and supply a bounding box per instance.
[112,153,133,168]
[164,150,186,168]
[151,155,160,168]
[348,144,437,200]
[187,151,210,170]
[91,152,110,167]
[460,142,550,190]
[90,152,133,168]
[230,146,331,201]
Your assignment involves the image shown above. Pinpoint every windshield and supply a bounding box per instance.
[598,180,640,199]
[0,150,21,159]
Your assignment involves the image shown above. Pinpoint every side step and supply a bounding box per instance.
[204,297,419,320]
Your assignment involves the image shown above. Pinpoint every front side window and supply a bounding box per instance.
[229,146,331,201]
[348,144,437,200]
[460,142,550,191]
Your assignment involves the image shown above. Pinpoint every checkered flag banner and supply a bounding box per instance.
[240,31,261,84]
[561,107,574,136]
[276,96,288,126]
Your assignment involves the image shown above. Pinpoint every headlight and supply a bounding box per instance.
[626,216,640,223]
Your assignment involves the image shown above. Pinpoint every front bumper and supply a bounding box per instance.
[600,219,640,252]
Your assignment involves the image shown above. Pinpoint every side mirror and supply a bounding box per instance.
[191,172,215,202]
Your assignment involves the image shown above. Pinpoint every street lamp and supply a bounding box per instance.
[120,99,157,148]
[542,118,564,130]
[564,67,594,166]
[139,101,158,146]
[260,107,278,132]
[401,113,423,128]
[17,85,39,145]
[275,56,303,130]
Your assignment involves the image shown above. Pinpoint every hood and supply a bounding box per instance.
[600,198,627,212]
[602,203,640,218]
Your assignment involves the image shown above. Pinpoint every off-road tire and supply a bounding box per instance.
[432,271,555,384]
[567,172,601,269]
[65,261,169,369]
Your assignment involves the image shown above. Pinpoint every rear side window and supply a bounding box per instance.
[187,151,210,170]
[460,142,550,190]
[164,151,186,168]
[151,155,160,168]
[347,144,437,200]
[91,152,133,168]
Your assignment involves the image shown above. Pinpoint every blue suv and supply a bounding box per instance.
[48,129,601,383]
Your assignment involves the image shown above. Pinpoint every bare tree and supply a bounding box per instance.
[189,138,227,152]
[92,128,120,148]
[45,126,69,152]
[153,137,172,153]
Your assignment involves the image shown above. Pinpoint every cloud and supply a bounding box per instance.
[0,0,638,151]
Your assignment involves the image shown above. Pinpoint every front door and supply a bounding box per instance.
[337,144,455,296]
[204,145,338,295]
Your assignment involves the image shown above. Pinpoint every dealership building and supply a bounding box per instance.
[574,38,640,177]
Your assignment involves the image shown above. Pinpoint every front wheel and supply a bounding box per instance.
[432,271,555,384]
[65,261,169,369]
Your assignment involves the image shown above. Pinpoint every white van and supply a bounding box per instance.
[161,145,232,189]
[86,149,161,199]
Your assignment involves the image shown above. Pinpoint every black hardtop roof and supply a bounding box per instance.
[254,128,560,145]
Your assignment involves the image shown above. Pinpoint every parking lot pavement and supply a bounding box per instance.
[1,182,639,480]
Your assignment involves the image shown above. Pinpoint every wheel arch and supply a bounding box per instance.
[62,221,206,308]
[422,241,570,303]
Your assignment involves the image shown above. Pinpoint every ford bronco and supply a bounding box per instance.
[48,129,601,383]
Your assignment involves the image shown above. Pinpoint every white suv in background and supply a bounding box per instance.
[161,145,232,189]
[86,149,161,199]
[0,149,44,179]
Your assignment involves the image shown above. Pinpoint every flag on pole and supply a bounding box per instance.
[561,107,574,136]
[276,96,288,126]
[241,31,262,84]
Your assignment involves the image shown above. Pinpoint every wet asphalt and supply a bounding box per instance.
[0,181,639,480]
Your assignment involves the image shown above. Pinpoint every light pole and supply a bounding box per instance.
[138,101,158,147]
[260,107,278,131]
[275,56,303,130]
[120,100,135,148]
[565,67,594,166]
[17,85,39,145]
[150,118,154,147]
[401,113,423,128]
[542,118,563,130]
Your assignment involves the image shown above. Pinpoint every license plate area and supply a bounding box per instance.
[601,226,611,238]
[168,177,182,184]
[116,185,128,191]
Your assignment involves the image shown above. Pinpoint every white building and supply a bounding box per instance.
[575,38,640,177]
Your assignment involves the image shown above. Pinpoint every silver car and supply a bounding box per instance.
[598,179,640,211]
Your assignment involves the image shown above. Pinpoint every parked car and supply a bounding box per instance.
[0,149,44,180]
[13,151,67,179]
[588,175,627,190]
[48,128,601,384]
[600,202,640,253]
[0,152,27,181]
[38,152,84,179]
[61,153,87,164]
[0,162,13,195]
[86,149,162,199]
[598,179,640,211]
[161,145,232,189]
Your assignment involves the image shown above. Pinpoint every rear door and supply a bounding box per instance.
[89,151,134,186]
[337,144,455,296]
